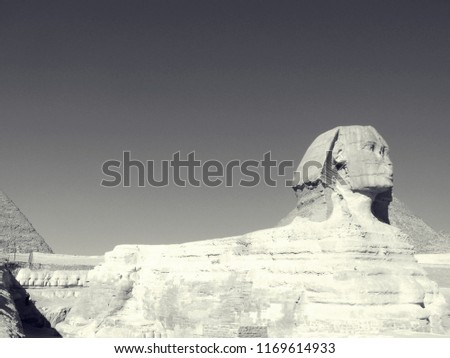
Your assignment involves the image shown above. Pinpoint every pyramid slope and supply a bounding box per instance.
[389,197,450,254]
[0,191,53,254]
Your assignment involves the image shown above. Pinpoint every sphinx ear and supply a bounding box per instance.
[332,142,347,170]
[333,148,343,164]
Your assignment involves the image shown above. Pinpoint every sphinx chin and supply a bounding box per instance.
[350,182,393,197]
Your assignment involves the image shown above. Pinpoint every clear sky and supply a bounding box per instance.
[1,0,449,255]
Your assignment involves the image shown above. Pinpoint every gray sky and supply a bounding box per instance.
[1,0,449,255]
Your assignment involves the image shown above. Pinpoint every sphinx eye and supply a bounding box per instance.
[364,142,376,152]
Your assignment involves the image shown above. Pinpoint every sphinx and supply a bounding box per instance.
[56,125,448,337]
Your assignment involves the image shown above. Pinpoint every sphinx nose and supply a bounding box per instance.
[385,162,393,175]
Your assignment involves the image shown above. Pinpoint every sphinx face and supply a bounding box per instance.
[333,126,393,193]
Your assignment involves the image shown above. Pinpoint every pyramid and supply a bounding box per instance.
[0,191,53,254]
[389,197,450,254]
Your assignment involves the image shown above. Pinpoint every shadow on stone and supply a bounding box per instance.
[7,269,61,338]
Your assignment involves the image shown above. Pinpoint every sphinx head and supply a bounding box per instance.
[332,126,393,193]
[293,125,393,194]
[292,125,393,223]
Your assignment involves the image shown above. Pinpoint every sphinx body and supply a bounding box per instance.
[56,126,448,337]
